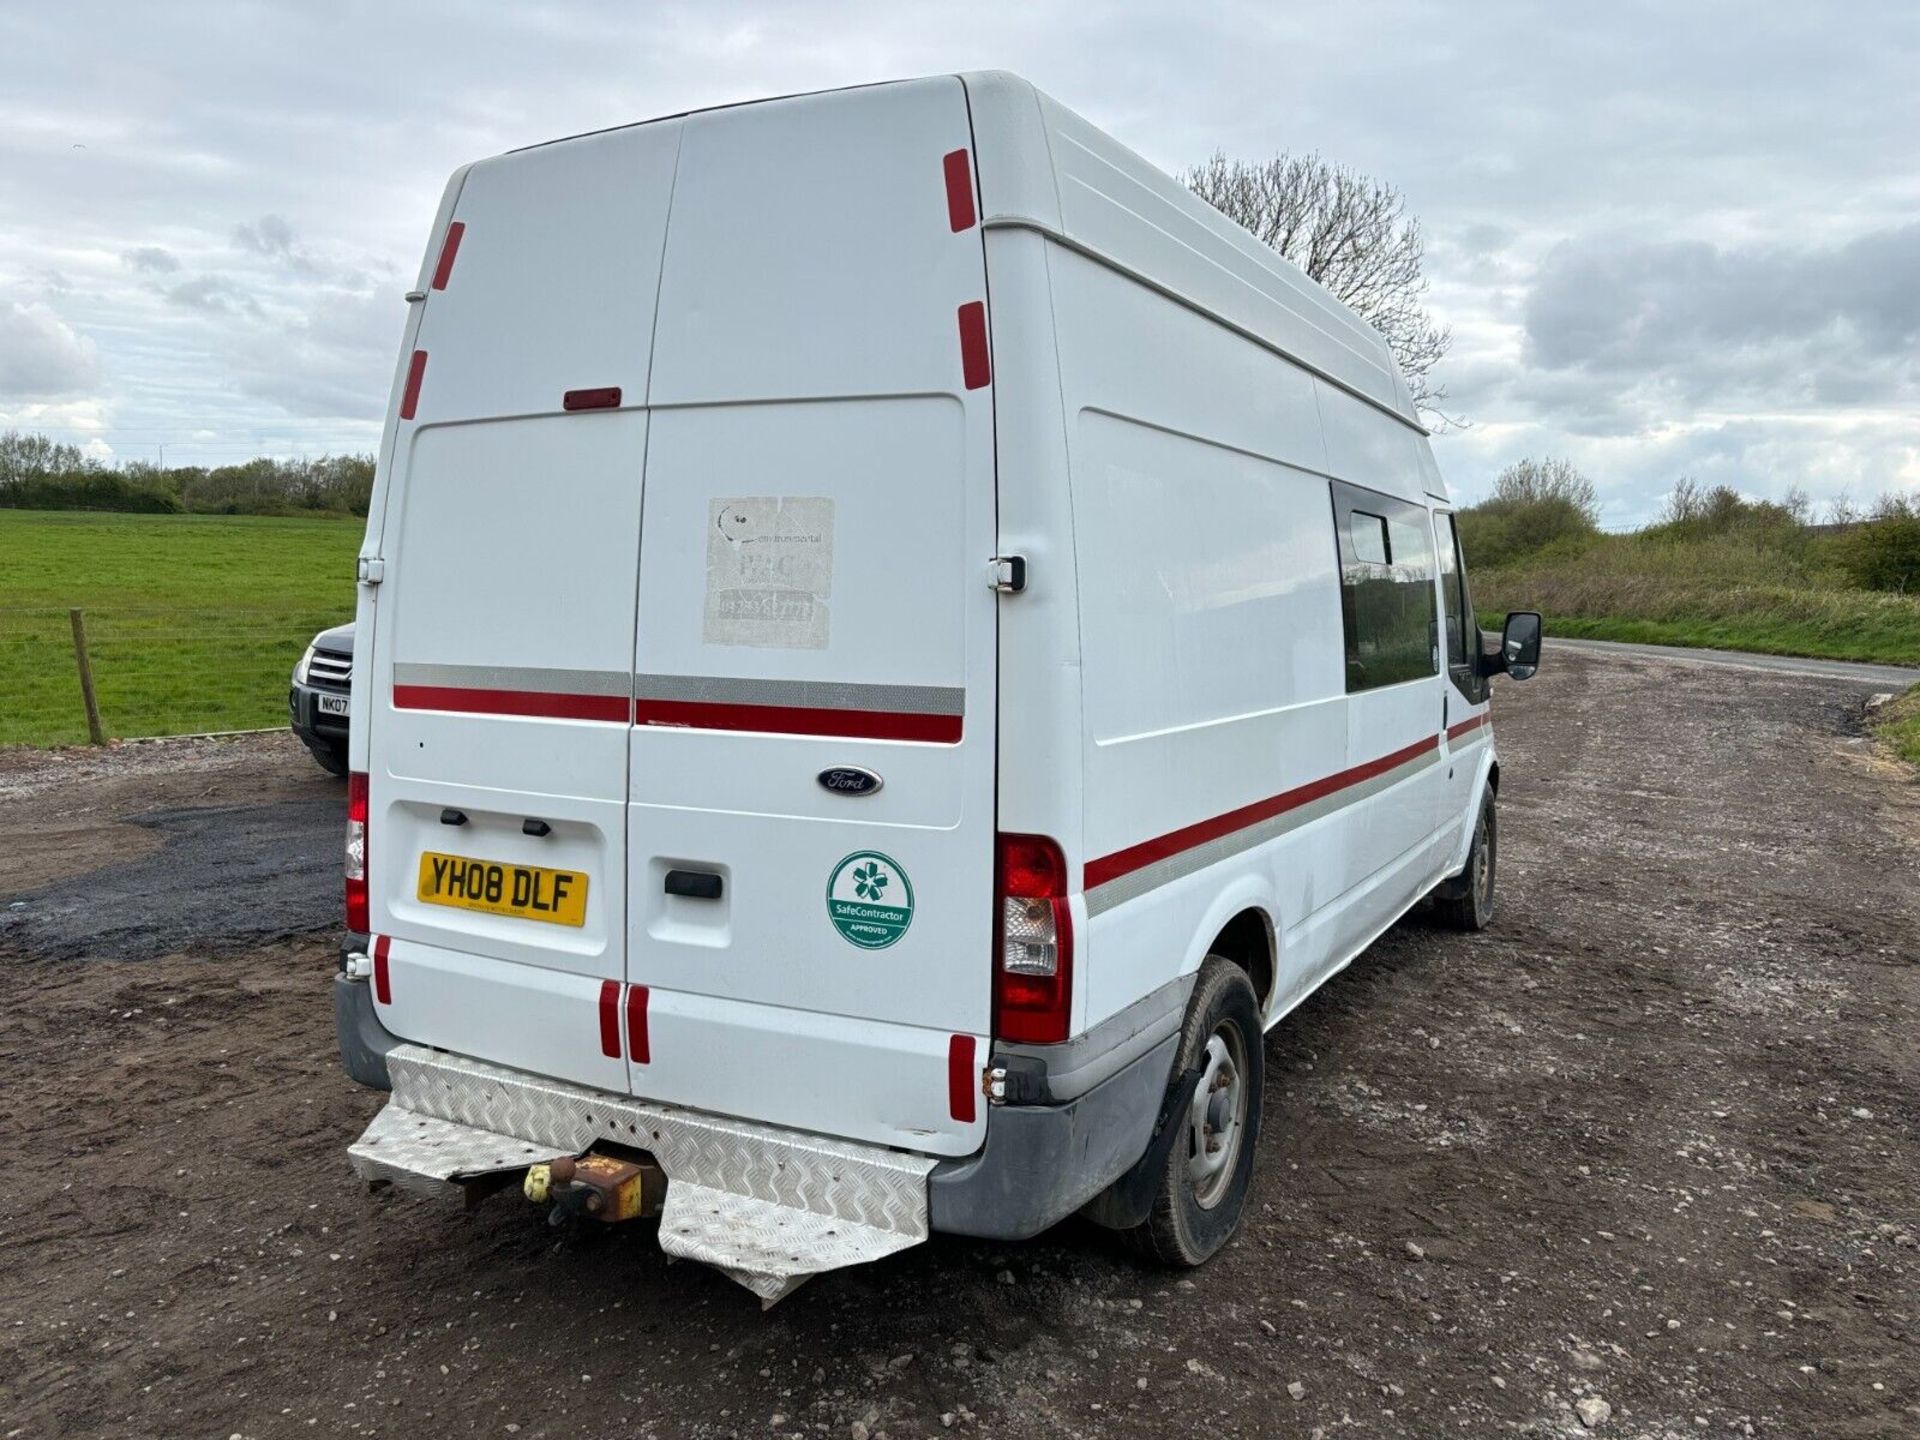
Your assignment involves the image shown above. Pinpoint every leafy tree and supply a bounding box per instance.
[1836,494,1920,593]
[1455,457,1601,567]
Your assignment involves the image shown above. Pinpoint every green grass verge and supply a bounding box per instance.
[1,510,359,746]
[1475,557,1920,668]
[1871,686,1920,767]
[1479,610,1920,668]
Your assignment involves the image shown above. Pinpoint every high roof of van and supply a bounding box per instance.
[959,72,1424,432]
[500,72,1424,435]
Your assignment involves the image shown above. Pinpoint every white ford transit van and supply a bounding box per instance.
[336,72,1542,1303]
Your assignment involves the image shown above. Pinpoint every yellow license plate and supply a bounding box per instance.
[417,851,589,927]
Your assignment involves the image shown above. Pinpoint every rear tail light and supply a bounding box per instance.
[994,833,1073,1044]
[346,770,369,933]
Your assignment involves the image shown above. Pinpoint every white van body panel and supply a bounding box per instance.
[624,80,995,1155]
[360,121,683,1094]
[346,72,1500,1301]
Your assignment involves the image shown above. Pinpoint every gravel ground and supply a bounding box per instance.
[1,649,1917,1439]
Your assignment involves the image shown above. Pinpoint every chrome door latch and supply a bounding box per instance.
[988,555,1027,594]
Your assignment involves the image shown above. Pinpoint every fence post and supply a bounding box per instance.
[68,607,107,746]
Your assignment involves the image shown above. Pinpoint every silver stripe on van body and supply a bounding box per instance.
[634,673,966,716]
[391,662,632,696]
[1084,748,1442,917]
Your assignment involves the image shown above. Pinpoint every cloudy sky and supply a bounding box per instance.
[3,1,1914,524]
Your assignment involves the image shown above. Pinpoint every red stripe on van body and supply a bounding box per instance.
[957,302,991,389]
[399,350,428,420]
[598,980,621,1058]
[392,684,631,723]
[943,149,976,231]
[1447,712,1488,741]
[1085,734,1442,890]
[948,1034,977,1123]
[372,933,392,1006]
[625,985,650,1065]
[633,698,963,744]
[431,221,465,290]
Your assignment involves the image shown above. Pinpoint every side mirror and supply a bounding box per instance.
[1500,611,1543,681]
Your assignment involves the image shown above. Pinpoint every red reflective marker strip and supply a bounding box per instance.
[563,386,621,411]
[1447,713,1488,740]
[633,698,962,744]
[392,685,630,723]
[943,149,976,232]
[598,980,622,1058]
[372,933,392,1006]
[1086,735,1442,890]
[431,221,465,290]
[625,985,651,1065]
[399,349,428,420]
[948,1034,977,1123]
[957,302,991,390]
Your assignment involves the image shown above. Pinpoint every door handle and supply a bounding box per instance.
[664,869,723,901]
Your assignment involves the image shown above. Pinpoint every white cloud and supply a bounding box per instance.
[0,0,1912,510]
[0,300,98,397]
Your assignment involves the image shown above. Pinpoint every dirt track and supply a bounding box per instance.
[2,648,1917,1439]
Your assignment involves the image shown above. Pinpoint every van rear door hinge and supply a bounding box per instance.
[357,556,386,586]
[988,555,1027,594]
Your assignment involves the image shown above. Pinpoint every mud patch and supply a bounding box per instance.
[1,798,340,960]
[1,653,1917,1438]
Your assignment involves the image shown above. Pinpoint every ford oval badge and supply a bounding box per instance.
[817,765,883,797]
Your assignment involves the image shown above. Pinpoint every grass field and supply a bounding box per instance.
[1873,686,1920,767]
[1,510,359,746]
[1473,545,1920,668]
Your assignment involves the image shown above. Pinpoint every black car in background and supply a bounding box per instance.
[290,622,353,775]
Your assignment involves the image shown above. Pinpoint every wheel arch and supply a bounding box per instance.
[1183,882,1277,1017]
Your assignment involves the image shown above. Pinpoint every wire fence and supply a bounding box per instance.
[2,605,344,747]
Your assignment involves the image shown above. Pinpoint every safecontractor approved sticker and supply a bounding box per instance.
[825,851,914,949]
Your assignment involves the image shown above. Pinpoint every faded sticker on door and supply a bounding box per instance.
[704,497,834,649]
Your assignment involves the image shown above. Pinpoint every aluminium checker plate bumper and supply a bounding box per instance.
[349,1043,936,1305]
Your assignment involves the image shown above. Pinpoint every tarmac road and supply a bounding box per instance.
[2,645,1916,1438]
[1548,635,1920,689]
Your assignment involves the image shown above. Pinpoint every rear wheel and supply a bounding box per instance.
[1436,793,1496,931]
[1124,957,1264,1267]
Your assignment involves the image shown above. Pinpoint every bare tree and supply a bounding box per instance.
[1494,456,1600,523]
[1183,151,1454,423]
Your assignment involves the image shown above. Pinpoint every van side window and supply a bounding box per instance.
[1436,511,1469,666]
[1330,481,1439,693]
[1349,511,1390,566]
[1437,511,1487,702]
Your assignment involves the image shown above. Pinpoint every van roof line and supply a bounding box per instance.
[992,216,1429,439]
[498,71,1425,437]
[505,76,921,156]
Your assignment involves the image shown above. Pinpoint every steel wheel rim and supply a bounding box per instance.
[1474,811,1495,912]
[1186,1022,1249,1210]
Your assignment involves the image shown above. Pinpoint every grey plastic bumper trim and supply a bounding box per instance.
[930,1032,1179,1241]
[999,972,1193,1101]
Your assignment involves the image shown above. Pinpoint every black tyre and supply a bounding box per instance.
[306,740,350,778]
[1124,957,1264,1267]
[1436,793,1496,931]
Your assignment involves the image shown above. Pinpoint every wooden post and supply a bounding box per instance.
[68,607,107,746]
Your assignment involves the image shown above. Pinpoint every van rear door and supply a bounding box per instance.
[364,123,680,1090]
[623,80,997,1155]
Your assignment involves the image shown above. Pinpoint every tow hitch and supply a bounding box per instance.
[524,1153,666,1226]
